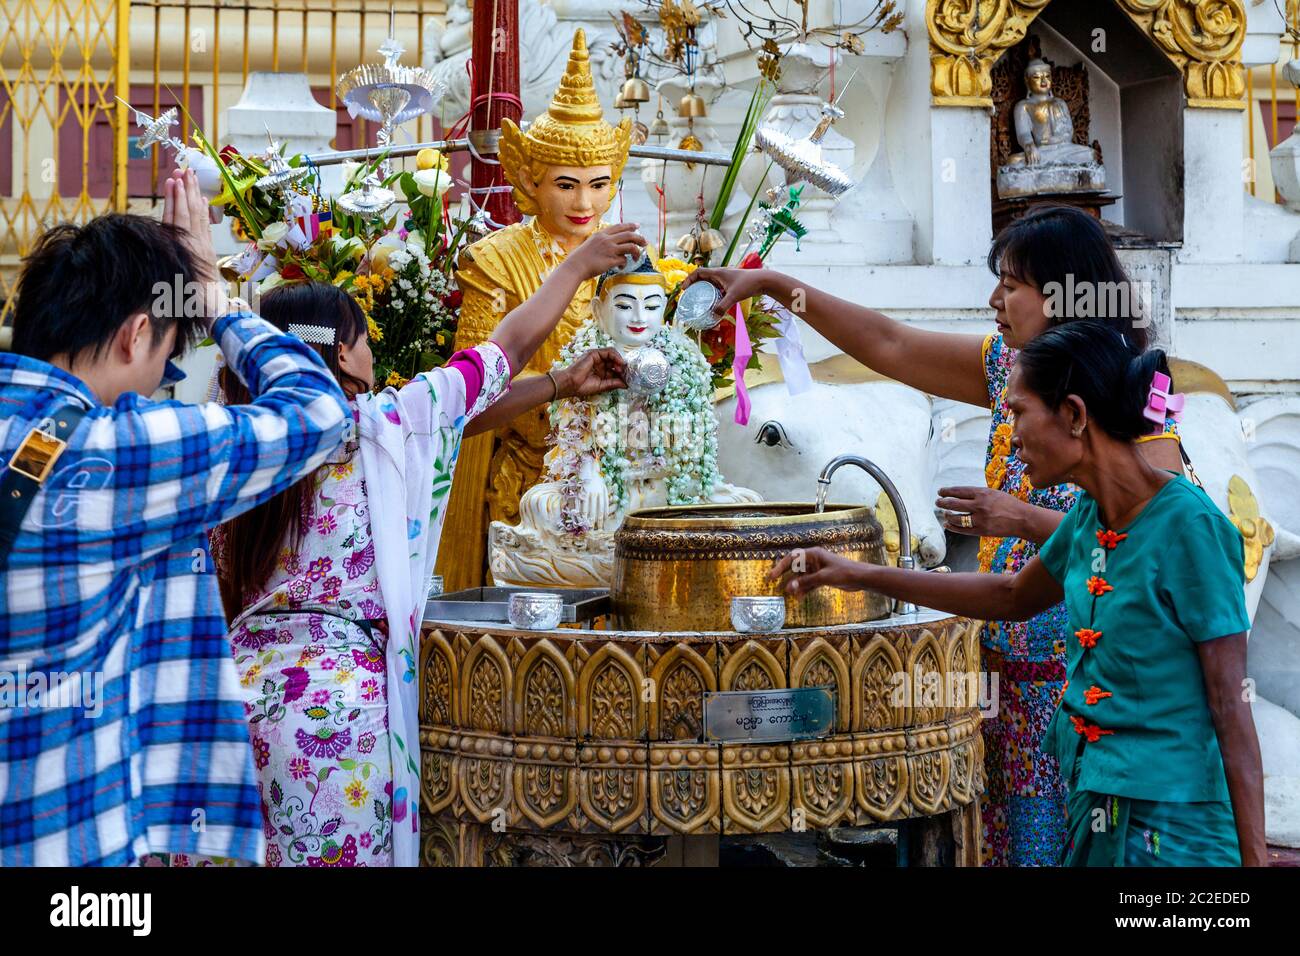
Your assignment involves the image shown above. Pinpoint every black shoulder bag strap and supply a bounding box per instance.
[0,403,88,565]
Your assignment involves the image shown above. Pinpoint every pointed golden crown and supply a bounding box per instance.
[499,29,632,216]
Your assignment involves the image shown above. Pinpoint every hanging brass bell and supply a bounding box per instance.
[698,227,726,253]
[678,91,707,118]
[614,90,628,110]
[649,112,669,139]
[676,232,699,257]
[621,76,651,104]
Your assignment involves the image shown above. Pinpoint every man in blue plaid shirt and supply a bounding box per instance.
[0,169,350,865]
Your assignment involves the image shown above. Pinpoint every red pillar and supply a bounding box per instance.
[469,0,522,228]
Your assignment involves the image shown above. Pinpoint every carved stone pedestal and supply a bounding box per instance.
[418,609,986,866]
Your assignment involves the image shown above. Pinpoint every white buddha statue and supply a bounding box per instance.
[489,256,761,587]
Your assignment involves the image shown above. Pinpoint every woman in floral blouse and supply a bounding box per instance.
[688,206,1181,866]
[202,224,644,867]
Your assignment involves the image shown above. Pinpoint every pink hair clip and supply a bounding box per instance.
[1143,371,1184,433]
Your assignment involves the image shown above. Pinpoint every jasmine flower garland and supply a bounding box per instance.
[546,318,721,534]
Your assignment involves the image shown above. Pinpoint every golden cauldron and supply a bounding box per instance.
[612,502,893,631]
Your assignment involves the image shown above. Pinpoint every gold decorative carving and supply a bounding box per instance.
[927,0,1246,110]
[420,614,986,863]
[514,639,576,738]
[420,630,456,727]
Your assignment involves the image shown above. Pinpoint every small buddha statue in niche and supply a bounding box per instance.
[488,256,761,588]
[997,58,1105,199]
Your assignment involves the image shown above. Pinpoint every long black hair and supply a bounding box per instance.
[1017,321,1170,442]
[989,205,1149,352]
[217,282,368,617]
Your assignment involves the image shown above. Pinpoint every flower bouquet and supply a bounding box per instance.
[189,113,472,390]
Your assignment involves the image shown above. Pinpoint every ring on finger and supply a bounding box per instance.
[951,512,974,529]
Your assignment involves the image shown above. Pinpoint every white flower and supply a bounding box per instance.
[331,234,366,260]
[368,233,405,272]
[257,221,290,251]
[341,161,362,189]
[412,167,452,198]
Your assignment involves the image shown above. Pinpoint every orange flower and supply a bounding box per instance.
[1070,715,1114,742]
[1075,628,1102,649]
[985,455,1008,489]
[1084,685,1113,706]
[1086,576,1113,596]
[1096,529,1128,549]
[992,423,1013,457]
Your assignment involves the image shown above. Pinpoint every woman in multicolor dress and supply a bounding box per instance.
[773,322,1267,867]
[688,206,1180,866]
[205,223,644,867]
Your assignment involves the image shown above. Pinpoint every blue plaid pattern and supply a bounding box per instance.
[0,310,350,865]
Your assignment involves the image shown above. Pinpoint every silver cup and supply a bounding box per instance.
[730,595,786,633]
[507,591,564,630]
[676,280,723,332]
[625,346,671,398]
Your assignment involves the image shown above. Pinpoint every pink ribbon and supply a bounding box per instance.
[732,301,752,426]
[729,251,765,427]
[1142,371,1185,434]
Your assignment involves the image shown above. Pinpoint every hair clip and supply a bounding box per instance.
[1142,370,1184,432]
[288,322,337,346]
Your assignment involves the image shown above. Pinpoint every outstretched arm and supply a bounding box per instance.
[769,547,1062,623]
[683,267,990,408]
[463,347,626,437]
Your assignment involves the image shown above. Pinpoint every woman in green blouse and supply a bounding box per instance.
[773,321,1267,867]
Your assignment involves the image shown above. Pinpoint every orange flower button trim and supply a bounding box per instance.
[1075,628,1102,649]
[1070,715,1114,742]
[1087,576,1114,596]
[1084,685,1113,706]
[1096,529,1128,549]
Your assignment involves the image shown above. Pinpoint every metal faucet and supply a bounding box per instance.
[816,455,916,615]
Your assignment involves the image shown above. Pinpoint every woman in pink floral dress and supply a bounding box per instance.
[207,224,644,866]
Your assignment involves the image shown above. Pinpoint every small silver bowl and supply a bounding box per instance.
[507,591,564,630]
[730,595,786,633]
[676,280,723,332]
[429,574,444,598]
[625,346,671,398]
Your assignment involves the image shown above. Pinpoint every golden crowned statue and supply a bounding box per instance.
[437,29,632,591]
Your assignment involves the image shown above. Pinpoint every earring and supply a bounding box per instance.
[1072,426,1083,437]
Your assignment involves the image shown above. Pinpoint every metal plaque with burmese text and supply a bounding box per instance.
[703,687,835,743]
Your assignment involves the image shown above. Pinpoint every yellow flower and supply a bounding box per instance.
[655,256,696,290]
[240,664,262,688]
[435,332,446,346]
[416,147,449,173]
[385,370,409,388]
[345,778,368,808]
[366,316,383,342]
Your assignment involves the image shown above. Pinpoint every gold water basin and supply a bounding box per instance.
[612,502,892,631]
